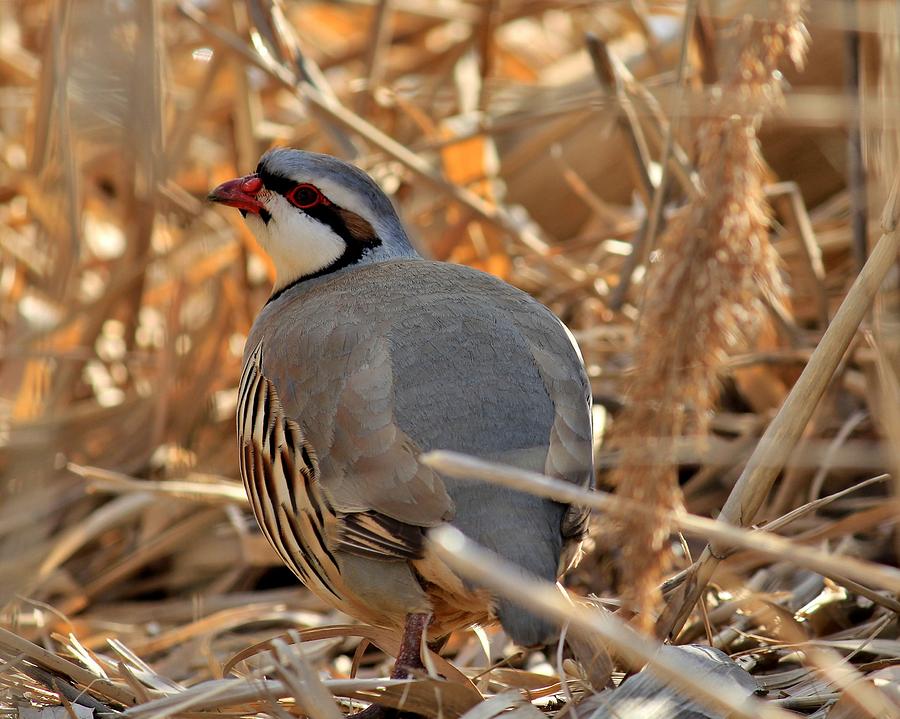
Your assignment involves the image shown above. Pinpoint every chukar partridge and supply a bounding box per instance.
[209,148,593,675]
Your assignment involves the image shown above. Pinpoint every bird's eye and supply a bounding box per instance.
[287,183,322,209]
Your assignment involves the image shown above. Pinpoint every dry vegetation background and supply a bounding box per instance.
[1,0,900,717]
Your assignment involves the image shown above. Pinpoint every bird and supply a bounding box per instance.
[209,148,593,683]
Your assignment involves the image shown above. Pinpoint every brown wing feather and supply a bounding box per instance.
[321,334,455,524]
[340,513,425,561]
[524,327,594,564]
[238,342,347,601]
[238,342,425,592]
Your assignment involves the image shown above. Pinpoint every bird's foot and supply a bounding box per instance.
[350,614,432,718]
[351,702,426,719]
[391,612,430,679]
[351,708,422,719]
[350,704,388,719]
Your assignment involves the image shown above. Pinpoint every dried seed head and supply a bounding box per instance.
[609,1,808,633]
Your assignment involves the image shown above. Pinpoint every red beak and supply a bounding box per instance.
[208,174,265,215]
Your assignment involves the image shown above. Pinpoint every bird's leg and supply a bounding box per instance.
[352,613,431,718]
[390,612,430,678]
[426,634,448,655]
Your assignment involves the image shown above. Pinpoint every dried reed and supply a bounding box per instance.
[1,1,898,717]
[607,1,809,630]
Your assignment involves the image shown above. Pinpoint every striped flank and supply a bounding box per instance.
[237,342,346,602]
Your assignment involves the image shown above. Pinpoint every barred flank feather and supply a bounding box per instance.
[237,342,346,603]
[611,2,809,632]
[237,342,429,617]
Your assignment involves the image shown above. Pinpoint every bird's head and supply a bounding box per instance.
[208,149,417,292]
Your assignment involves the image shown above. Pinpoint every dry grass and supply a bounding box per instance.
[608,0,807,631]
[1,1,899,718]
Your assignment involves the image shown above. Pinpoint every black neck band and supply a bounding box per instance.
[257,166,383,306]
[266,242,373,305]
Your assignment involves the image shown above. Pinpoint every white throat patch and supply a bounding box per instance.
[244,192,346,291]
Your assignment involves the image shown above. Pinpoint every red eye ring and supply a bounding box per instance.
[286,183,323,209]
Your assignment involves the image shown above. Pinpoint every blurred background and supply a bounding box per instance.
[1,1,899,716]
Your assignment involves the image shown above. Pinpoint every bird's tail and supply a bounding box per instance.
[443,478,566,647]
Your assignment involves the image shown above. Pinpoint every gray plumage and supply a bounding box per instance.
[228,149,593,647]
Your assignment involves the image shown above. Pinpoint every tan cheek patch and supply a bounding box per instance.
[337,208,378,244]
